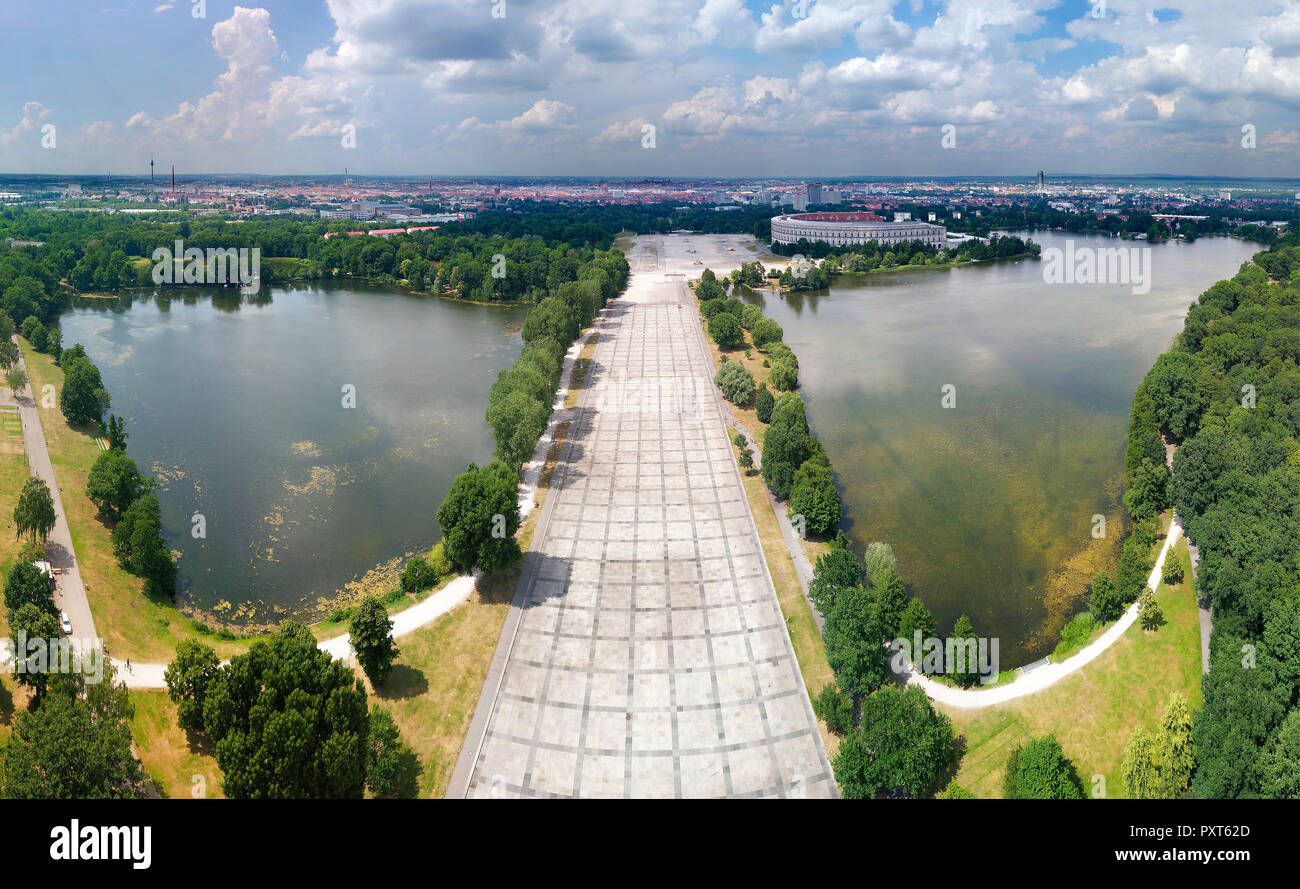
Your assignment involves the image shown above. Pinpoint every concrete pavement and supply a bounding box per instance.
[449,235,834,798]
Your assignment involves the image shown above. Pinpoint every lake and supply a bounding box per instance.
[60,282,526,627]
[742,231,1259,664]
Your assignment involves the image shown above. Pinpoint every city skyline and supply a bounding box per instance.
[1,0,1297,178]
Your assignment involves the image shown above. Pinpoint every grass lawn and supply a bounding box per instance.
[359,571,515,798]
[128,690,223,798]
[941,533,1202,798]
[19,339,255,662]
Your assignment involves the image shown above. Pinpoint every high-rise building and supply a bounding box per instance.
[807,183,823,204]
[1036,170,1045,191]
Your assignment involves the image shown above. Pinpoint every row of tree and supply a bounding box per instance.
[435,250,630,578]
[1140,239,1300,798]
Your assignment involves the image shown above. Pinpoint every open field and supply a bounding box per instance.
[942,533,1202,798]
[128,690,223,799]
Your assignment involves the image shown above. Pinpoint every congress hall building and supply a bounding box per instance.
[770,211,947,248]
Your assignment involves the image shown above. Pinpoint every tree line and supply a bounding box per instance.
[433,248,629,578]
[1122,237,1299,798]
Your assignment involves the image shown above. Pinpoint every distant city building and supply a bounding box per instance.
[770,212,946,248]
[1036,170,1045,191]
[893,212,911,221]
[928,212,937,222]
[711,190,728,204]
[807,183,823,204]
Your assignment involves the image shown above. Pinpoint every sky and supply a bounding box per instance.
[0,0,1297,177]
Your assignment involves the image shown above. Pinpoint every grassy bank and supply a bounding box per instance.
[688,282,838,751]
[941,533,1202,798]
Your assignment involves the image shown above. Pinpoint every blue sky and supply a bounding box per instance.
[1,0,1297,177]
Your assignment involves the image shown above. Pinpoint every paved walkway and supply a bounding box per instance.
[899,518,1183,708]
[448,236,834,797]
[12,342,99,647]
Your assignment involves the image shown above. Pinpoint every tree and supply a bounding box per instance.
[1138,588,1163,630]
[938,780,976,799]
[1123,457,1170,520]
[201,622,369,798]
[761,393,814,500]
[1161,555,1184,586]
[1258,710,1300,799]
[350,594,399,686]
[105,414,128,451]
[0,340,17,370]
[788,457,840,535]
[1089,571,1125,622]
[808,541,864,613]
[1121,726,1161,799]
[871,566,909,642]
[435,461,521,574]
[832,685,955,798]
[5,367,27,395]
[755,384,774,423]
[949,613,980,688]
[823,585,887,698]
[8,602,62,702]
[863,541,898,587]
[86,449,145,522]
[1012,736,1084,799]
[14,476,55,544]
[898,598,936,648]
[1158,692,1196,798]
[20,316,47,352]
[737,447,753,471]
[707,312,743,349]
[714,361,755,405]
[751,317,783,348]
[768,359,798,391]
[0,665,146,799]
[3,560,55,616]
[60,355,110,426]
[366,707,421,798]
[164,639,220,733]
[812,683,854,736]
[487,387,549,467]
[1145,350,1203,440]
[111,492,176,597]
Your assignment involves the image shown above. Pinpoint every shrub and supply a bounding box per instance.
[400,555,438,592]
[813,683,854,736]
[428,541,453,577]
[1053,612,1096,658]
[714,361,755,405]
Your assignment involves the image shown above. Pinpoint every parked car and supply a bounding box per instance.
[59,611,72,635]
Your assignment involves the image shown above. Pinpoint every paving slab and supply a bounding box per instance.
[450,236,834,798]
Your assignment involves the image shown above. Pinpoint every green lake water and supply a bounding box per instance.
[742,231,1258,664]
[60,282,526,626]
